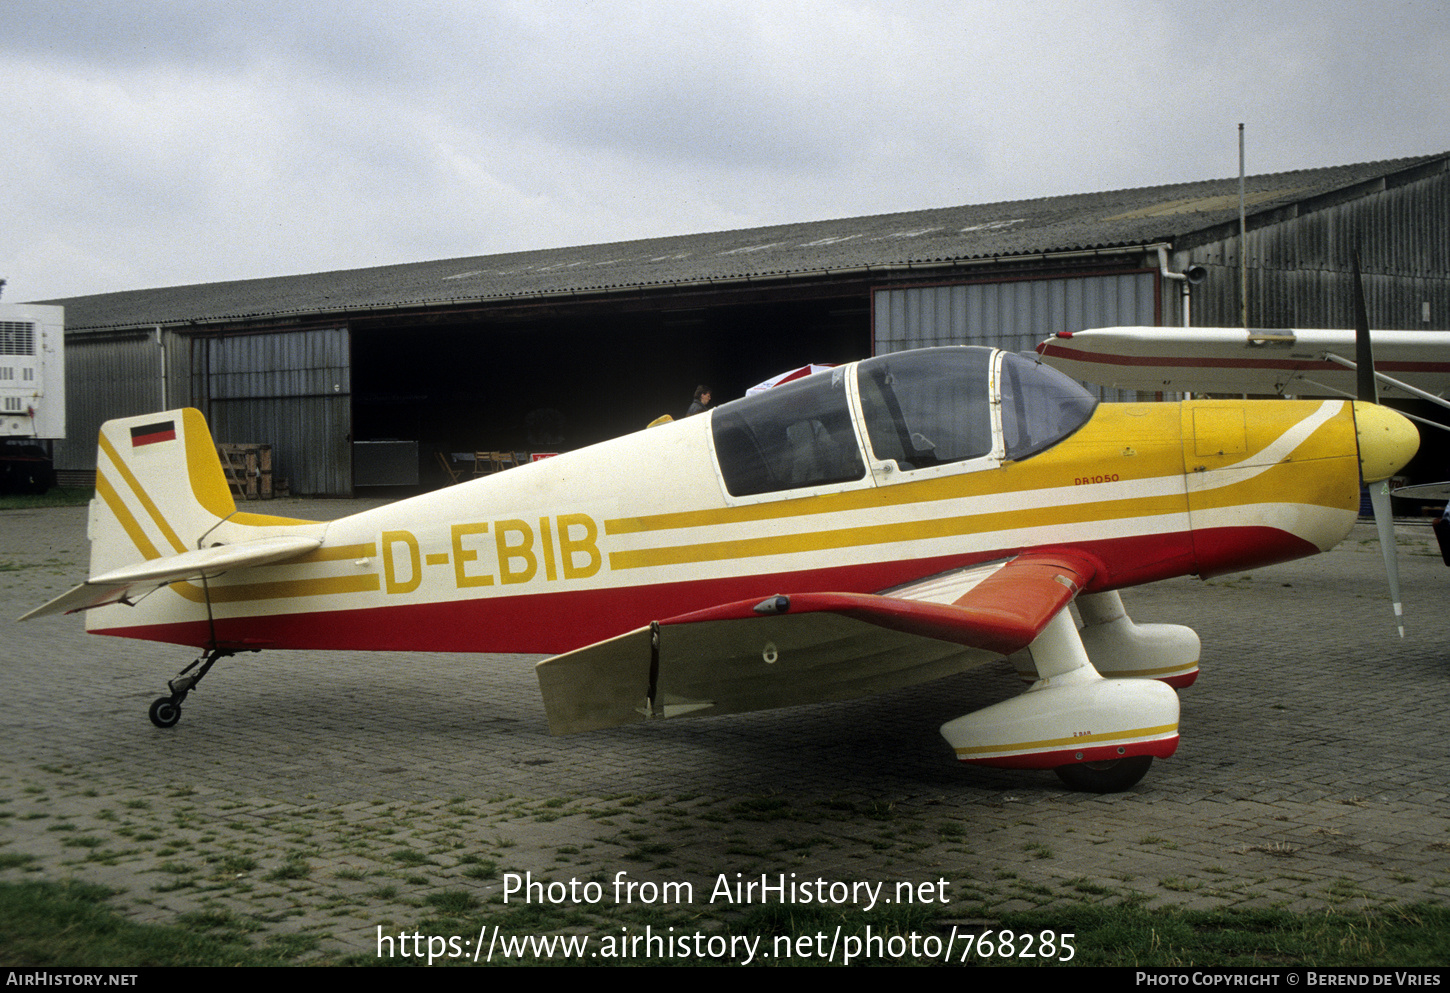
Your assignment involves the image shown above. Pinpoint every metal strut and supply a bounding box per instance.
[200,570,219,651]
[166,646,234,703]
[646,621,661,718]
[147,569,249,727]
[169,570,236,700]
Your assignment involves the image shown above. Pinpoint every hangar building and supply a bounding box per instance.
[41,152,1450,495]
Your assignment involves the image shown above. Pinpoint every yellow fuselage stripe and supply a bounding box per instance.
[285,542,377,564]
[171,573,382,603]
[953,722,1179,756]
[608,491,1189,571]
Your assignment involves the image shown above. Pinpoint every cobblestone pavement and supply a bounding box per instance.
[1,499,1447,958]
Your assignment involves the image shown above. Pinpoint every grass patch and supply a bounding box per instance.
[264,856,311,882]
[988,904,1450,966]
[461,860,499,880]
[621,843,673,862]
[390,848,433,867]
[728,796,793,821]
[213,855,259,876]
[0,880,320,966]
[0,487,92,510]
[423,890,479,915]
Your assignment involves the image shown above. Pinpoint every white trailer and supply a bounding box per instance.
[0,303,65,492]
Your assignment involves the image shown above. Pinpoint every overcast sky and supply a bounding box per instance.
[4,0,1447,302]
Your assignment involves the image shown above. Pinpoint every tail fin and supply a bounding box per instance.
[90,408,236,577]
[20,409,320,622]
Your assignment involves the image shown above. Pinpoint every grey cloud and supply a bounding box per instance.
[4,0,1449,302]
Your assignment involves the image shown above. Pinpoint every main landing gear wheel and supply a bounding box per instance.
[148,697,182,729]
[1054,755,1153,793]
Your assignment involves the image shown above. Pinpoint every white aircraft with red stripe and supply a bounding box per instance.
[1036,326,1450,412]
[22,345,1419,792]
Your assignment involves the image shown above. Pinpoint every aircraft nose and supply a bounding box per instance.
[1352,402,1419,483]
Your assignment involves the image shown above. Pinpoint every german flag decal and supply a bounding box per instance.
[130,420,177,447]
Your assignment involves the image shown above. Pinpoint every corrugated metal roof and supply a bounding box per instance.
[48,152,1449,332]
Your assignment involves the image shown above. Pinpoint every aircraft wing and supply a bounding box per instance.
[1036,326,1450,399]
[535,551,1097,733]
[1393,482,1450,501]
[19,535,323,620]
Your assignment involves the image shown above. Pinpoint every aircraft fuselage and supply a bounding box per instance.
[89,390,1362,656]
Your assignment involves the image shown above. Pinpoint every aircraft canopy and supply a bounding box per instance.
[710,347,1097,498]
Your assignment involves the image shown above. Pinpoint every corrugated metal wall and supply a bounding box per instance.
[56,331,162,472]
[1180,166,1450,330]
[874,272,1158,352]
[163,330,191,409]
[873,272,1158,400]
[192,327,351,496]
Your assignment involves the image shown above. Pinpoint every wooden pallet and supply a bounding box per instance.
[216,443,274,500]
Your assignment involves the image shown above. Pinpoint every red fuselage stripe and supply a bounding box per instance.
[97,525,1317,654]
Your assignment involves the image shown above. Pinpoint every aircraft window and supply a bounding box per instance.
[856,348,994,470]
[998,352,1098,461]
[711,369,865,497]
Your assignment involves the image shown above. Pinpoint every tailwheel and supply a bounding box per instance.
[1054,755,1153,793]
[148,697,182,729]
[146,647,242,728]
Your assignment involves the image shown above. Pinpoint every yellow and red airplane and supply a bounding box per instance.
[22,346,1419,792]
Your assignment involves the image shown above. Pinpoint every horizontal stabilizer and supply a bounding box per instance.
[20,535,321,620]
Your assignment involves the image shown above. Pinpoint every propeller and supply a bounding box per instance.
[1353,252,1406,638]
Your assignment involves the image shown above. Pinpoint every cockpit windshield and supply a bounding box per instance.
[997,351,1098,461]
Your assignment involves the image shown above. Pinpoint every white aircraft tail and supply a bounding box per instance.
[20,408,322,622]
[89,408,238,577]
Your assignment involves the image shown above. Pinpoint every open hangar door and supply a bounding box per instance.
[349,294,869,490]
[188,327,352,497]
